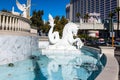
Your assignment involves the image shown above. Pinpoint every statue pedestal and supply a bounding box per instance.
[42,49,82,64]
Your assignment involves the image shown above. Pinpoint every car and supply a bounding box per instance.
[96,38,106,46]
[106,41,120,46]
[85,39,96,46]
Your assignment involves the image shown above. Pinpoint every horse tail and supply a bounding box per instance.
[48,27,60,44]
[48,14,60,44]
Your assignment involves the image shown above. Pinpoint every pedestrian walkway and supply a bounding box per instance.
[115,47,120,80]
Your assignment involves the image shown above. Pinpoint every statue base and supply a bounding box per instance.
[41,49,82,64]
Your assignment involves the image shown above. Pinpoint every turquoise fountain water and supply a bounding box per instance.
[0,47,105,80]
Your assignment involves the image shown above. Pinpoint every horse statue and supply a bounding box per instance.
[16,0,30,18]
[47,14,83,50]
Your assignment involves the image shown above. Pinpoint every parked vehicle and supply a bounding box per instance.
[106,41,120,46]
[96,38,106,46]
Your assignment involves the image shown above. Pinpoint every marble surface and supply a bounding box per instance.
[0,35,38,65]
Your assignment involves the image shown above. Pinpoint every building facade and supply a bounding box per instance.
[66,0,120,22]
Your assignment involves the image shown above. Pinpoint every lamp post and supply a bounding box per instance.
[109,18,114,47]
[112,26,114,47]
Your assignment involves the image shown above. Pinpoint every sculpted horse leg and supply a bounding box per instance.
[73,38,83,49]
[68,37,83,49]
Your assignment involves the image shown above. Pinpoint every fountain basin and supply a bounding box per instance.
[0,33,38,65]
[0,46,106,80]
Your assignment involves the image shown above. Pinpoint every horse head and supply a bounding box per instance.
[71,23,79,36]
[62,22,79,38]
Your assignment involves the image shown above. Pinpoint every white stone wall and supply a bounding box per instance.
[39,41,49,49]
[30,29,37,34]
[0,35,38,65]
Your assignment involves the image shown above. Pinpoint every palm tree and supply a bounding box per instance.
[115,7,120,37]
[30,10,44,28]
[84,13,89,23]
[108,12,115,19]
[108,12,115,47]
[76,12,81,22]
[108,12,115,32]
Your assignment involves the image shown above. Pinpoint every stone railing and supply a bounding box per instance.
[0,12,31,32]
[75,22,120,30]
[96,46,119,80]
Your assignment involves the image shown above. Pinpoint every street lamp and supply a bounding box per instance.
[109,18,114,47]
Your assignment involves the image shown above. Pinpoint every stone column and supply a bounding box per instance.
[2,15,5,30]
[18,19,20,31]
[27,23,30,31]
[20,20,22,31]
[22,21,24,31]
[5,16,9,30]
[16,18,18,31]
[14,18,17,31]
[25,23,27,31]
[0,15,1,29]
[12,17,15,31]
[27,23,29,31]
[19,20,22,31]
[9,17,12,30]
[22,21,25,31]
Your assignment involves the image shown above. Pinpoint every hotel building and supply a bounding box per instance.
[66,0,120,22]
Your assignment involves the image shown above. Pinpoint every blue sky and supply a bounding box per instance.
[0,0,70,20]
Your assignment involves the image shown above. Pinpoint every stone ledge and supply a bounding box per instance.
[0,30,38,37]
[96,46,119,80]
[0,12,31,24]
[0,36,38,65]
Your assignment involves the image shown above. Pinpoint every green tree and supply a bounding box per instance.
[108,12,115,47]
[60,16,68,25]
[42,22,50,33]
[47,15,68,37]
[108,12,115,32]
[54,16,68,37]
[1,9,10,13]
[59,16,68,36]
[115,7,120,37]
[30,12,68,36]
[54,16,60,24]
[84,13,89,23]
[30,10,44,30]
[76,12,81,22]
[108,11,115,19]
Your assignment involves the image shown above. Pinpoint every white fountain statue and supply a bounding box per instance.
[12,6,20,16]
[41,14,84,80]
[42,14,84,59]
[16,0,30,18]
[48,14,83,50]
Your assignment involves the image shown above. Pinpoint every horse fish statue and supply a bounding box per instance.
[47,14,83,50]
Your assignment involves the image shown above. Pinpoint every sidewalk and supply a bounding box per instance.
[115,47,120,80]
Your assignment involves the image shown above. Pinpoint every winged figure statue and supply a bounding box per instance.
[12,6,20,16]
[16,0,30,18]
